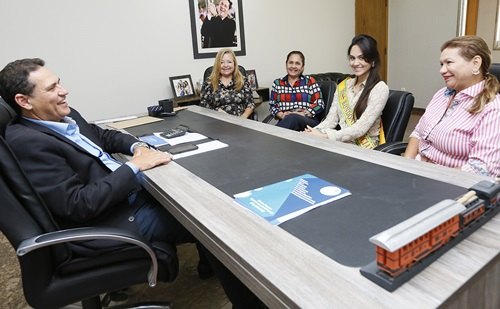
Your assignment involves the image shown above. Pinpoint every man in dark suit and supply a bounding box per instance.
[0,58,192,244]
[0,58,264,309]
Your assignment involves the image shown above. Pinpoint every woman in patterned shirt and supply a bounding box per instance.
[269,50,325,131]
[304,35,389,149]
[405,35,500,177]
[200,48,255,118]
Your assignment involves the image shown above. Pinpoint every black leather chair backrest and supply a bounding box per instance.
[203,65,247,82]
[315,80,336,121]
[310,72,352,85]
[381,90,414,143]
[0,137,57,244]
[0,97,16,136]
[0,135,73,291]
[0,137,61,233]
[489,63,500,84]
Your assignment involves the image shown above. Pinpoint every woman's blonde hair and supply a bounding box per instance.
[441,35,500,113]
[210,48,244,91]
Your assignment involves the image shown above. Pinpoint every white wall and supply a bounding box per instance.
[6,1,491,115]
[387,0,459,109]
[0,0,353,121]
[477,0,500,62]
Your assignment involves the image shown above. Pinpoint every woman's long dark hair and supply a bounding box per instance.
[348,34,381,119]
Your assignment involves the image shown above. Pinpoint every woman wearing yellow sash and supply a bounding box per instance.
[304,34,389,149]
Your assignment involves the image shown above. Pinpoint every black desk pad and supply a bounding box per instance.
[125,111,466,267]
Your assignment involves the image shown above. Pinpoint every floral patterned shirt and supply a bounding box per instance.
[200,78,255,116]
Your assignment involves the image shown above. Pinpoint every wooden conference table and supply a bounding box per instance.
[117,106,499,308]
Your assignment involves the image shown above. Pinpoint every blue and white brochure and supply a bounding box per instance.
[234,174,351,225]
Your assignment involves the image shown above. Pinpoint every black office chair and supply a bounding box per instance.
[261,79,336,124]
[374,90,415,154]
[0,97,178,309]
[489,63,500,85]
[314,80,336,121]
[203,64,247,82]
[0,97,16,136]
[310,72,352,85]
[203,65,258,120]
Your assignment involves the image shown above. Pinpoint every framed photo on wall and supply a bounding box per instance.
[246,69,258,89]
[189,0,246,59]
[169,75,195,98]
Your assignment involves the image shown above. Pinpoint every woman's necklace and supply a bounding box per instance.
[220,76,232,86]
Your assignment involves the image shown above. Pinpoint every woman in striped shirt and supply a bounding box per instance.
[405,36,500,177]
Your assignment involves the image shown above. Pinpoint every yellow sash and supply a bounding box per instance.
[337,79,384,149]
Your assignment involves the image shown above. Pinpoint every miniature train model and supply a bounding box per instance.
[369,180,500,278]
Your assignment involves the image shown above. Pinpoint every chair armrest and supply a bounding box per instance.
[16,227,159,287]
[262,114,273,123]
[374,141,408,155]
[251,111,258,121]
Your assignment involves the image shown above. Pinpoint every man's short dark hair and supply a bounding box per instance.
[0,58,45,113]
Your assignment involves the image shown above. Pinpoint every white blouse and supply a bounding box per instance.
[314,79,389,145]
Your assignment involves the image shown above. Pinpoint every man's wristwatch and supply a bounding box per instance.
[132,142,150,152]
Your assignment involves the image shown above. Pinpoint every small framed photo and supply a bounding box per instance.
[169,75,195,98]
[246,69,258,89]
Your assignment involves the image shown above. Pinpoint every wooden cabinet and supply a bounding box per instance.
[254,87,270,102]
[173,95,200,107]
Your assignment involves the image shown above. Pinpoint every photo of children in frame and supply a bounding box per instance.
[169,75,195,98]
[246,69,258,90]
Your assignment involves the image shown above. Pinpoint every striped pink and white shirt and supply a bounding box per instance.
[410,81,500,177]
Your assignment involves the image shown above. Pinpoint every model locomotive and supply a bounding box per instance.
[362,180,500,289]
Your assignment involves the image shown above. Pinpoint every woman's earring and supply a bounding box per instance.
[472,68,480,75]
